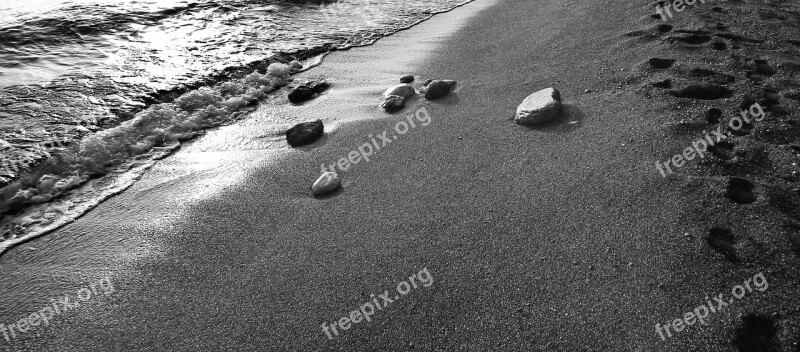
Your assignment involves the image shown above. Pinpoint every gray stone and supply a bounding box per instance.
[288,85,315,104]
[312,172,341,196]
[383,84,416,99]
[381,95,405,112]
[308,80,330,93]
[514,88,563,125]
[286,120,324,147]
[400,75,414,83]
[423,80,456,100]
[441,80,457,89]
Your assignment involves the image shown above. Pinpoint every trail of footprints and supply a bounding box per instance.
[633,1,800,349]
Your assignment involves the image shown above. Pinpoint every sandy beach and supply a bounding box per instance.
[1,0,800,350]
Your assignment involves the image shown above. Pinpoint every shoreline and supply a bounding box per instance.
[0,0,480,259]
[1,0,799,350]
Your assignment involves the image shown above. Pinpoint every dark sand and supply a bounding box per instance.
[1,0,800,350]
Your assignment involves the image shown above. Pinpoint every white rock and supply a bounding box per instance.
[515,88,563,125]
[383,84,416,99]
[312,172,341,196]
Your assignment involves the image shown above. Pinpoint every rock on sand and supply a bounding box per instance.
[307,80,331,94]
[383,84,416,99]
[382,84,416,111]
[382,95,406,112]
[423,80,457,100]
[288,85,315,104]
[286,120,324,147]
[289,81,330,104]
[312,172,341,196]
[515,88,563,125]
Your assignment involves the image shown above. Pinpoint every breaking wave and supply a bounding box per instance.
[0,0,476,254]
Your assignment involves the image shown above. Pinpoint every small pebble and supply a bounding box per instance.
[312,172,341,196]
[381,95,405,112]
[424,80,457,100]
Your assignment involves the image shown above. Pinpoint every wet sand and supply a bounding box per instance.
[1,0,799,350]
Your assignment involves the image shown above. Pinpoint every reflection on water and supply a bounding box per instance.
[0,0,474,254]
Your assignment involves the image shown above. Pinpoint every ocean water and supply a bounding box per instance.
[0,0,474,250]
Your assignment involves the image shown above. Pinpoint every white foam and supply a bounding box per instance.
[0,64,293,255]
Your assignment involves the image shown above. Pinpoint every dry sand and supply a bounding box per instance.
[1,0,799,350]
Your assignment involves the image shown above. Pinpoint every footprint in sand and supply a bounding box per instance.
[655,24,673,33]
[710,39,728,50]
[669,83,733,100]
[647,57,676,69]
[739,89,781,114]
[726,177,757,204]
[708,140,735,160]
[668,32,713,45]
[732,314,780,352]
[706,227,739,263]
[705,107,723,124]
[743,59,776,81]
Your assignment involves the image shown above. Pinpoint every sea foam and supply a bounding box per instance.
[0,63,292,248]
